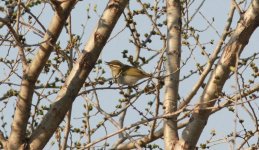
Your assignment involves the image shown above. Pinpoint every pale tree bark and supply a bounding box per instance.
[175,0,259,149]
[116,3,235,149]
[0,131,7,149]
[7,1,77,149]
[28,0,129,149]
[164,0,181,149]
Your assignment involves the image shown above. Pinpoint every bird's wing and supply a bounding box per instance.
[126,67,151,78]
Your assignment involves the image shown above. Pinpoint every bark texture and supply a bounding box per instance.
[177,0,259,149]
[7,1,77,149]
[164,0,181,149]
[28,0,129,149]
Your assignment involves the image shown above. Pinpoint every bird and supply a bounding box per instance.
[106,60,151,86]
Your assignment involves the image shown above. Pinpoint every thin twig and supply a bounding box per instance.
[232,0,243,15]
[178,4,235,109]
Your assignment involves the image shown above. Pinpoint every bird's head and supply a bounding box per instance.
[106,60,124,69]
[105,60,125,76]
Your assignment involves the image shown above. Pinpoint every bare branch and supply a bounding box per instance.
[117,128,163,150]
[85,106,185,149]
[61,107,72,150]
[232,0,243,15]
[181,0,259,148]
[179,4,236,109]
[0,130,7,149]
[28,0,129,149]
[164,0,181,149]
[7,1,77,149]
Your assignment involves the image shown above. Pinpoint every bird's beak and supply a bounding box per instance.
[105,61,110,65]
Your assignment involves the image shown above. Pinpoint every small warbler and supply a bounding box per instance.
[106,60,151,86]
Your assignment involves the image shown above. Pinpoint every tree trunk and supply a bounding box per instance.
[164,0,181,149]
[7,1,77,149]
[175,0,259,149]
[28,0,129,149]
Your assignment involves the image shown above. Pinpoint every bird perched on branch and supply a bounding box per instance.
[106,60,151,86]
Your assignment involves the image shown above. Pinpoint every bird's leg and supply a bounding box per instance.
[124,86,133,98]
[108,80,113,88]
[132,85,138,92]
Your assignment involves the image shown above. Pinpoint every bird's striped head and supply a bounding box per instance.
[105,60,124,68]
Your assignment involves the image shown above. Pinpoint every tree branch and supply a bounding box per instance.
[85,107,185,149]
[115,119,189,149]
[178,4,235,109]
[28,0,129,149]
[164,0,181,149]
[180,0,259,149]
[117,128,163,150]
[7,1,77,149]
[0,130,7,149]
